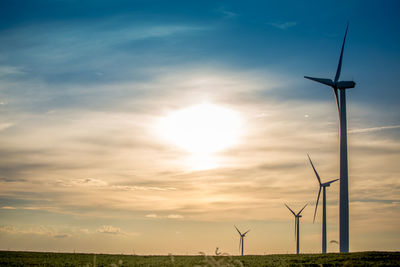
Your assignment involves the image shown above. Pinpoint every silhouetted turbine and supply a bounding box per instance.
[304,23,355,252]
[308,154,338,253]
[234,225,250,256]
[285,204,307,254]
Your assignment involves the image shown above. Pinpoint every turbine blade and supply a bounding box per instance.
[243,229,251,235]
[313,187,322,223]
[307,154,322,185]
[334,88,340,114]
[285,204,296,216]
[234,225,242,235]
[304,76,334,87]
[239,237,242,253]
[326,178,339,185]
[334,23,349,83]
[294,218,297,241]
[298,203,308,215]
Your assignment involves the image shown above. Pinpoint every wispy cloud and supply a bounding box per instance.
[0,225,71,238]
[1,206,16,209]
[267,21,298,30]
[0,123,13,132]
[0,20,206,87]
[145,214,184,219]
[349,125,400,134]
[0,65,24,76]
[53,234,71,239]
[166,214,184,219]
[97,225,125,235]
[216,7,238,19]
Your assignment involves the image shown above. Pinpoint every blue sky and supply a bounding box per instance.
[0,0,399,254]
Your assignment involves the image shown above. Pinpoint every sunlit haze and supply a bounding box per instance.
[157,102,242,169]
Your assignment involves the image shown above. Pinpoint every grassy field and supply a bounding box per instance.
[0,251,399,266]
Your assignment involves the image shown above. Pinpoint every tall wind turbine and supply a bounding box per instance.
[308,154,338,253]
[234,225,250,256]
[285,204,307,254]
[304,24,355,253]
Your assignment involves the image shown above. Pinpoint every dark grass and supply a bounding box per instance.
[0,251,399,266]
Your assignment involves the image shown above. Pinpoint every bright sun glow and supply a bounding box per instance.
[158,103,242,156]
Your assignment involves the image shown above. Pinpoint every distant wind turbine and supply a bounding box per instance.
[234,225,250,256]
[304,23,355,253]
[285,204,307,254]
[308,154,338,254]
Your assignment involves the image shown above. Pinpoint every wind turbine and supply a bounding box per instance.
[234,225,250,256]
[304,23,355,253]
[308,154,338,253]
[285,204,307,254]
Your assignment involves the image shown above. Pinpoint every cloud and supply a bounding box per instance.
[0,19,207,89]
[72,178,108,187]
[0,65,24,76]
[97,225,124,235]
[349,125,400,134]
[0,225,18,234]
[267,21,298,30]
[111,185,177,192]
[53,234,71,239]
[0,123,13,132]
[216,7,238,19]
[1,206,16,209]
[166,214,184,219]
[145,214,183,219]
[0,225,71,238]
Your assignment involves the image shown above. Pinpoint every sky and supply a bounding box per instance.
[0,0,399,255]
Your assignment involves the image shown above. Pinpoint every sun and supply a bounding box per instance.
[158,102,242,155]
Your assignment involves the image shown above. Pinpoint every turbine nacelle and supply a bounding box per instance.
[336,81,356,89]
[304,76,355,90]
[321,179,339,187]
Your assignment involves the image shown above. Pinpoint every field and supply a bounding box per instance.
[1,251,399,266]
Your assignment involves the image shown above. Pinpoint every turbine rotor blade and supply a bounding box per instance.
[313,187,322,223]
[285,204,296,216]
[243,229,250,236]
[304,76,334,87]
[326,178,339,185]
[298,203,308,216]
[294,218,297,241]
[334,88,340,114]
[307,154,321,185]
[334,23,349,83]
[234,225,242,235]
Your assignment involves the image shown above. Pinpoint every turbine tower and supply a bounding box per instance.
[285,204,307,254]
[304,24,355,253]
[234,225,250,256]
[308,154,338,253]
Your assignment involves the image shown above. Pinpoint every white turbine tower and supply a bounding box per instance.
[285,204,307,254]
[308,154,338,253]
[234,225,250,256]
[304,24,355,252]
